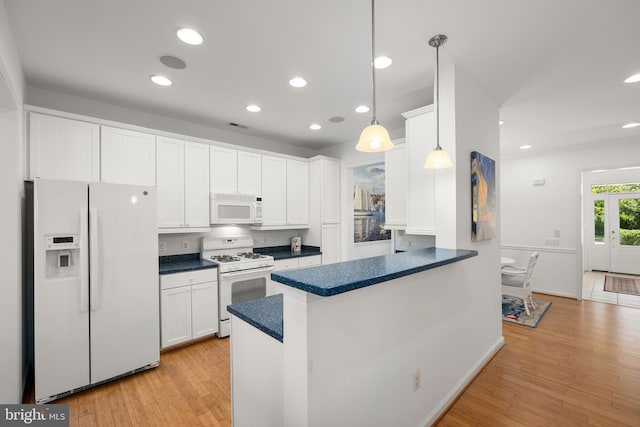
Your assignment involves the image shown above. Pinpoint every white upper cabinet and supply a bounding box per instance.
[156,136,185,228]
[320,159,340,223]
[210,147,261,196]
[183,141,210,227]
[403,106,436,235]
[210,146,238,195]
[286,159,309,225]
[261,155,287,226]
[157,137,209,229]
[384,143,407,229]
[29,113,100,182]
[237,151,262,195]
[101,126,156,186]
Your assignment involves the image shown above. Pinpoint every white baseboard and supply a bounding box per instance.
[420,336,506,427]
[532,288,577,299]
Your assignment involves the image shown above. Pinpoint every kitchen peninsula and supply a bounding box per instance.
[228,247,503,427]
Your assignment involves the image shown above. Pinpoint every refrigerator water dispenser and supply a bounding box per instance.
[45,235,80,278]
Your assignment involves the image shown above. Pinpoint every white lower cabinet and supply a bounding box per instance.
[160,269,218,349]
[268,255,322,295]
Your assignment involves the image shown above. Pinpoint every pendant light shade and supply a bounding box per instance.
[356,123,393,152]
[424,146,453,168]
[424,34,452,169]
[356,0,393,153]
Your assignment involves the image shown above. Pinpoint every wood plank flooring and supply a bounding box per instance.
[437,294,640,426]
[32,293,640,426]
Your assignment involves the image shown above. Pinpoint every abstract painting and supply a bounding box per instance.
[471,151,496,241]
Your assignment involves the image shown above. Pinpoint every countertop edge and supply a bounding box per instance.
[228,295,283,343]
[271,248,478,296]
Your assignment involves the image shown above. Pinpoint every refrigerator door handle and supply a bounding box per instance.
[90,207,100,311]
[80,209,89,313]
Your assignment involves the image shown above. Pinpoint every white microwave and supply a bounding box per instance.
[210,193,263,224]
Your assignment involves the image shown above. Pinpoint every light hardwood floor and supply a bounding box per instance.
[32,293,640,426]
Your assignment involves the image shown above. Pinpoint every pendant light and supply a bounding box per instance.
[424,34,453,169]
[356,0,393,152]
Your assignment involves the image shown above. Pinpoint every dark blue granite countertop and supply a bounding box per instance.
[159,253,217,275]
[228,294,283,342]
[255,245,321,260]
[271,247,477,296]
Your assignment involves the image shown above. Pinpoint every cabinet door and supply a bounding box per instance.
[321,159,341,223]
[299,255,322,268]
[101,126,156,186]
[261,155,287,225]
[210,146,238,194]
[273,258,299,271]
[161,287,192,349]
[321,223,342,265]
[385,144,407,229]
[191,282,219,339]
[406,111,436,235]
[29,113,100,181]
[238,151,262,195]
[156,136,185,228]
[286,160,309,225]
[184,142,210,227]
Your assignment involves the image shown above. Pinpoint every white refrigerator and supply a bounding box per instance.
[27,178,160,403]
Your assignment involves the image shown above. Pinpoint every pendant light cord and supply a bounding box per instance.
[371,0,378,125]
[435,41,440,150]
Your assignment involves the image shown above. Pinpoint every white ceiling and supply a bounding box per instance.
[4,0,640,156]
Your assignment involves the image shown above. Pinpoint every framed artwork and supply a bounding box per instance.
[353,163,390,243]
[471,151,496,241]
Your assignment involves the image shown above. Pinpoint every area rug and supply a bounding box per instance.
[604,274,640,296]
[502,295,551,328]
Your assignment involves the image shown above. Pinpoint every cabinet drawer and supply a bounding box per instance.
[160,268,218,290]
[299,255,322,268]
[274,258,299,271]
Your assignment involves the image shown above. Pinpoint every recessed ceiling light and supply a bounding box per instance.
[623,73,640,83]
[499,120,505,125]
[177,28,203,45]
[150,75,172,86]
[246,104,261,112]
[622,122,640,129]
[355,105,370,113]
[309,124,321,130]
[520,145,532,150]
[374,56,392,69]
[289,77,307,88]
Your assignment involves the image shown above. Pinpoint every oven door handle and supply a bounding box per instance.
[220,266,274,278]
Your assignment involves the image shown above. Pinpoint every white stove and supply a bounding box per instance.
[202,236,274,272]
[201,235,274,337]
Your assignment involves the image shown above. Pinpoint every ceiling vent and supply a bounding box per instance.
[229,122,249,129]
[159,55,186,70]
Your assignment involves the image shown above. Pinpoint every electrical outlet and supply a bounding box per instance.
[263,237,267,243]
[182,241,190,249]
[408,240,412,248]
[413,371,421,392]
[159,241,167,251]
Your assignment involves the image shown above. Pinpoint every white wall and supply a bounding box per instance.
[0,0,25,403]
[26,86,317,159]
[500,138,640,298]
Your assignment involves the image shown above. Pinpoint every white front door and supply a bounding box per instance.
[609,193,640,274]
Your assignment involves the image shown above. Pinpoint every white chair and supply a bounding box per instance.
[501,252,539,316]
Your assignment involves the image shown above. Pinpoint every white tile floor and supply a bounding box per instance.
[582,271,640,308]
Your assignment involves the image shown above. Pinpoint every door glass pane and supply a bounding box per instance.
[619,198,640,246]
[594,200,605,243]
